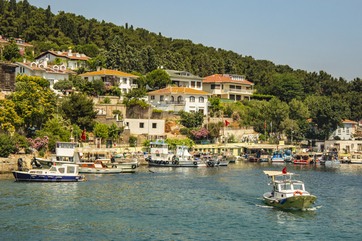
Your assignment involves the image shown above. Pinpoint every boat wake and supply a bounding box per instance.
[255,204,274,209]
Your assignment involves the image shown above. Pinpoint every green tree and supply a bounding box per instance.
[179,111,204,128]
[0,134,16,157]
[0,98,23,132]
[269,73,304,103]
[2,38,21,61]
[93,122,109,138]
[59,93,97,130]
[53,79,73,91]
[146,69,171,89]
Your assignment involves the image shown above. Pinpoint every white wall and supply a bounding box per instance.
[124,119,165,135]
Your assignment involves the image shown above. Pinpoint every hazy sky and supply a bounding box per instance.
[29,0,362,81]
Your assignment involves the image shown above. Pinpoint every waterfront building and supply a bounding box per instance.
[124,118,165,136]
[202,74,254,101]
[308,119,357,141]
[147,86,211,114]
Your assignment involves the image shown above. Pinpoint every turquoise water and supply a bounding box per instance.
[1,162,361,240]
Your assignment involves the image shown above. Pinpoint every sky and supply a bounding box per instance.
[28,0,362,81]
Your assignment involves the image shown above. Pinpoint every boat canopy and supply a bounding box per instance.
[263,171,294,177]
[150,139,168,146]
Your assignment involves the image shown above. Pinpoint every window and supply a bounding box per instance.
[236,95,241,101]
[126,122,129,126]
[347,128,350,134]
[171,96,174,102]
[67,166,75,174]
[230,94,235,100]
[58,168,65,174]
[190,96,195,102]
[177,96,183,102]
[199,109,204,114]
[160,95,164,101]
[123,78,127,84]
[197,82,201,88]
[199,97,204,103]
[191,81,195,87]
[211,84,220,89]
[190,110,196,113]
[230,85,235,89]
[151,95,155,100]
[140,123,144,128]
[152,123,157,128]
[338,129,341,134]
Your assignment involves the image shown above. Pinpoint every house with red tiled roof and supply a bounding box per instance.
[148,86,211,114]
[15,60,76,91]
[0,36,33,56]
[35,49,91,70]
[203,74,254,101]
[79,69,139,96]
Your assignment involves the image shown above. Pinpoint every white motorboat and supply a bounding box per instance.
[77,160,136,174]
[12,164,84,182]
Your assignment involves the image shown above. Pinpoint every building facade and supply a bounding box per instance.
[0,62,17,98]
[164,69,204,91]
[79,69,139,96]
[203,74,254,101]
[124,119,165,135]
[148,86,211,114]
[35,49,91,70]
[0,36,33,56]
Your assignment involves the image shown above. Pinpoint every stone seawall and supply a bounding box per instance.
[0,155,33,173]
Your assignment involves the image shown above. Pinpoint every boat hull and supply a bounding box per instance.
[263,192,316,209]
[12,171,83,182]
[148,160,206,167]
[78,167,135,174]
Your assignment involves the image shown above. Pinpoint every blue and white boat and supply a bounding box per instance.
[271,150,285,163]
[12,164,84,182]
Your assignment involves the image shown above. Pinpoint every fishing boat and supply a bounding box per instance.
[77,160,136,174]
[283,150,293,162]
[258,154,270,162]
[319,151,338,165]
[263,168,316,209]
[12,164,84,182]
[293,153,313,165]
[145,140,206,167]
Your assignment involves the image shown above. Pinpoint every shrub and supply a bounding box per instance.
[180,128,189,136]
[0,134,16,157]
[103,97,111,104]
[152,109,163,113]
[129,135,137,147]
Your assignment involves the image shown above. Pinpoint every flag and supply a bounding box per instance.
[81,128,86,141]
[225,120,230,127]
[282,167,287,174]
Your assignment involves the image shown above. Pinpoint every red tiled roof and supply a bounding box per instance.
[203,74,254,85]
[307,118,357,124]
[17,62,76,74]
[79,69,138,78]
[148,86,211,95]
[37,50,91,61]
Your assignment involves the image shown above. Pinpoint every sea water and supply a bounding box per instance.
[0,162,361,240]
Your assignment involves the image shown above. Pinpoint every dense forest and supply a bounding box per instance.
[1,0,362,139]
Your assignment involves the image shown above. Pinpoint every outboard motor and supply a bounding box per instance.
[111,157,116,163]
[17,158,24,171]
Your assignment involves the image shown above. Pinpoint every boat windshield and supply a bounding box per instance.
[279,183,291,191]
[49,167,57,172]
[293,183,304,191]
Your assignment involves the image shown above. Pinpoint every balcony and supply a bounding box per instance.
[226,88,253,94]
[165,101,186,105]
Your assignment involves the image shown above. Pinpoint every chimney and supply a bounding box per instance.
[23,58,26,63]
[43,58,48,68]
[97,66,100,71]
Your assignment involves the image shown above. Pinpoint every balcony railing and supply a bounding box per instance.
[165,101,186,105]
[227,88,253,94]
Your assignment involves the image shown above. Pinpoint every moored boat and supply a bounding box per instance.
[271,151,284,163]
[145,140,206,167]
[78,160,135,174]
[293,153,313,165]
[12,164,84,182]
[263,168,316,209]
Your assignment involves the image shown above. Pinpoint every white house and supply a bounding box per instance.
[203,74,254,101]
[79,69,139,96]
[147,86,211,114]
[15,60,76,88]
[330,120,357,140]
[164,69,204,91]
[35,49,91,70]
[124,119,165,135]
